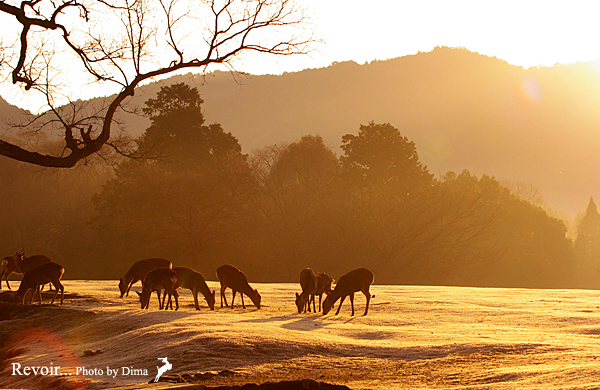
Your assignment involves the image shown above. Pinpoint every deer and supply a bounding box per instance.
[136,267,179,310]
[316,272,334,312]
[1,249,52,290]
[322,268,374,316]
[216,264,261,309]
[162,267,215,310]
[119,258,172,298]
[15,262,65,306]
[295,268,318,313]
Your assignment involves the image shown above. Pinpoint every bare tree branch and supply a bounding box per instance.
[0,0,316,167]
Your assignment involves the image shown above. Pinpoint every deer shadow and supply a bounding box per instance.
[237,312,333,331]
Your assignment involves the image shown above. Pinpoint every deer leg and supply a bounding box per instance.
[173,290,179,311]
[163,291,174,310]
[318,293,322,312]
[0,267,6,290]
[231,290,237,309]
[156,290,163,309]
[362,289,371,316]
[349,293,355,316]
[37,285,44,304]
[27,288,35,305]
[50,281,61,304]
[161,290,167,309]
[58,282,64,305]
[126,279,136,297]
[311,294,316,313]
[220,285,228,308]
[193,288,200,310]
[335,296,346,315]
[241,293,246,309]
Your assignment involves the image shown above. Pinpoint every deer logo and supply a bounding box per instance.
[154,357,172,382]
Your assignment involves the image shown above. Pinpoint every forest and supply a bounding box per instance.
[0,82,598,289]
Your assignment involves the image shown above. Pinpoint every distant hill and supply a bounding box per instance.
[4,46,600,215]
[0,96,30,136]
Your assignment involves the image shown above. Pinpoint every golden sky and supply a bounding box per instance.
[2,0,600,111]
[252,0,600,75]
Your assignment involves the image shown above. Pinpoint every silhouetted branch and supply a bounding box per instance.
[0,0,315,167]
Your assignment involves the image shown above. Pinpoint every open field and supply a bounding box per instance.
[2,281,600,389]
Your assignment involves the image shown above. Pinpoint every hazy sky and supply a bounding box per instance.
[255,0,600,75]
[3,0,600,111]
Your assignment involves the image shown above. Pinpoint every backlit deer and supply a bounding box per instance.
[136,267,179,310]
[1,249,52,290]
[322,268,374,316]
[316,272,334,312]
[119,258,172,297]
[164,267,215,310]
[295,268,317,313]
[15,262,65,306]
[216,264,261,309]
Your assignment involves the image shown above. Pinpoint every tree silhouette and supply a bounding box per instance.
[0,0,315,167]
[574,197,600,287]
[340,122,433,188]
[91,84,256,266]
[137,83,240,165]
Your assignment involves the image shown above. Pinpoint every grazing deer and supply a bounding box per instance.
[163,267,215,310]
[15,262,65,306]
[1,249,52,290]
[136,267,179,310]
[295,268,318,313]
[322,268,374,316]
[216,264,261,309]
[119,258,172,298]
[316,272,334,312]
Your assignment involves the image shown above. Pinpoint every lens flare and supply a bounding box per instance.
[3,327,86,389]
[520,76,543,105]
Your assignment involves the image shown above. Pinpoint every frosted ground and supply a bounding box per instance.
[2,281,600,389]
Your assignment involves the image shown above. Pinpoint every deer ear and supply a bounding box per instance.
[295,292,299,299]
[212,290,216,297]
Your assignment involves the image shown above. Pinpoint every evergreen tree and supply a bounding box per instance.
[91,83,256,269]
[574,197,600,287]
[340,121,433,188]
[137,82,241,166]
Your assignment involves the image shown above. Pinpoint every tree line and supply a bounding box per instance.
[0,83,584,288]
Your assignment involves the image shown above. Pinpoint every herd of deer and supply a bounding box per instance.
[1,250,375,316]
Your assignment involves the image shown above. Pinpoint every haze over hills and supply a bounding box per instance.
[4,46,600,216]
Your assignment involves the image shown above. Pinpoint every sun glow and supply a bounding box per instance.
[2,0,600,111]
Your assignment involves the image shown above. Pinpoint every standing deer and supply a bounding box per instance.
[295,268,318,313]
[136,267,179,310]
[216,264,261,309]
[1,249,52,290]
[15,262,65,306]
[119,258,172,298]
[163,267,215,310]
[322,268,374,316]
[316,272,334,312]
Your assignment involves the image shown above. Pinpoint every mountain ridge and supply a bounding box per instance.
[3,46,600,215]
